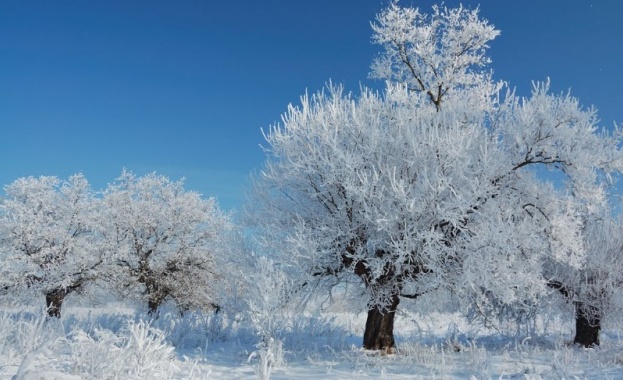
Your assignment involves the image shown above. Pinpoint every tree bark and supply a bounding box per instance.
[547,281,602,347]
[574,302,601,347]
[145,280,167,316]
[45,288,68,318]
[148,296,162,316]
[145,279,169,316]
[362,293,400,351]
[138,258,167,316]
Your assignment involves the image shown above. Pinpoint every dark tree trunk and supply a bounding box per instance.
[147,296,161,316]
[145,278,169,317]
[574,302,601,347]
[145,280,167,317]
[138,258,167,317]
[362,293,400,351]
[45,288,68,318]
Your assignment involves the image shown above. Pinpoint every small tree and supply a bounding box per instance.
[0,174,102,317]
[246,255,293,379]
[101,170,233,315]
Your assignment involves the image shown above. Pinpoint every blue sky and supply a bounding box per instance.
[1,0,622,213]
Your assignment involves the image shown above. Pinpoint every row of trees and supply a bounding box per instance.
[2,1,622,352]
[245,2,623,349]
[0,170,235,317]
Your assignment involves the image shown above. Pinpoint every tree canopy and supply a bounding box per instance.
[247,2,623,350]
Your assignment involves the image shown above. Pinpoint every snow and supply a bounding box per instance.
[1,300,622,380]
[2,3,623,380]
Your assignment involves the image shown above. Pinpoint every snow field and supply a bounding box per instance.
[1,299,623,380]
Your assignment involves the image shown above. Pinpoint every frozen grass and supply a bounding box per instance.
[1,300,623,379]
[0,309,180,379]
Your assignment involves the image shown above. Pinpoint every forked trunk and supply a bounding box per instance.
[574,302,601,347]
[362,293,400,351]
[45,288,68,318]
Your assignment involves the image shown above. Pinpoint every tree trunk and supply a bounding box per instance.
[45,288,68,318]
[138,258,167,316]
[148,296,161,316]
[146,281,167,316]
[362,293,400,351]
[574,302,601,347]
[146,280,168,316]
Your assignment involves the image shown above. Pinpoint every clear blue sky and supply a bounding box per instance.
[1,0,622,212]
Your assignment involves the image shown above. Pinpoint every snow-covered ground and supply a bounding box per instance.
[2,296,623,380]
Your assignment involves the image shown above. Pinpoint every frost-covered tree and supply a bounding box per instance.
[101,170,234,315]
[547,213,623,347]
[370,2,501,112]
[0,174,102,317]
[247,2,623,351]
[455,79,623,328]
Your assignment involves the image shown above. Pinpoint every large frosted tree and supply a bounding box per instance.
[101,170,234,314]
[0,174,102,317]
[247,2,623,351]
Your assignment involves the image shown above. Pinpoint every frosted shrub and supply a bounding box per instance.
[124,320,177,378]
[67,320,176,379]
[253,336,284,380]
[244,255,297,379]
[148,307,233,350]
[68,328,124,377]
[2,307,67,379]
[0,306,60,366]
[283,314,347,352]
